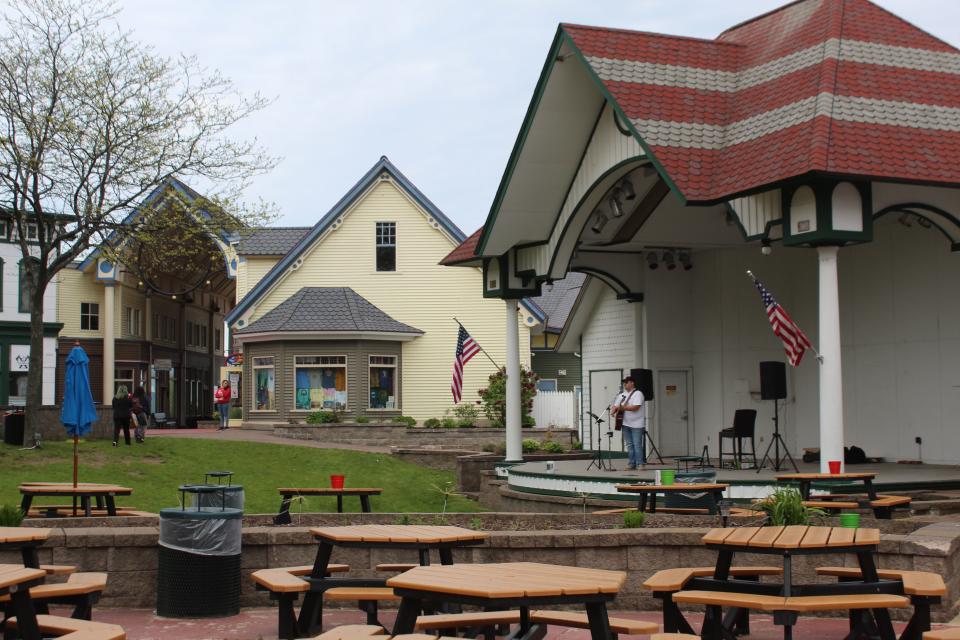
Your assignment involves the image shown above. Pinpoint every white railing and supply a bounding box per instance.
[532,390,579,429]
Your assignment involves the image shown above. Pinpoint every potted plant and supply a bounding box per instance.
[751,487,827,525]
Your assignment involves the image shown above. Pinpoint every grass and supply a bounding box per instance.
[0,439,483,515]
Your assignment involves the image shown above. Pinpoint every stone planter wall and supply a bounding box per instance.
[271,424,577,451]
[458,453,595,493]
[4,521,958,620]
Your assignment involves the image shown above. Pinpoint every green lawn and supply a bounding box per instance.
[0,439,482,515]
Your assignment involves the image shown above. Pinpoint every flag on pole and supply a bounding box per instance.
[451,325,481,403]
[752,274,813,367]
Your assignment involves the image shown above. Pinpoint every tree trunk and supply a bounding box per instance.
[25,278,49,439]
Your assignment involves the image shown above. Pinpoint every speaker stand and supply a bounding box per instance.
[586,411,614,472]
[756,400,798,473]
[644,428,665,465]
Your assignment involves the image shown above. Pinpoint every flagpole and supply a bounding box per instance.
[452,318,502,370]
[745,270,823,362]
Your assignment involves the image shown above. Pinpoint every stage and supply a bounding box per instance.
[497,457,960,502]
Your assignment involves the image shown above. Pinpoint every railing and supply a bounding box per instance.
[532,390,579,429]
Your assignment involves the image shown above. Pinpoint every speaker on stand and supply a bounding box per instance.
[629,368,664,465]
[756,361,798,472]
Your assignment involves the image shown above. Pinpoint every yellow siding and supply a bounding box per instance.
[236,257,280,301]
[248,180,532,420]
[57,269,106,338]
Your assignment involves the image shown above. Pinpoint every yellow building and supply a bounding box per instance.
[226,157,541,423]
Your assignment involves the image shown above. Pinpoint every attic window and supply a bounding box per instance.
[376,222,396,272]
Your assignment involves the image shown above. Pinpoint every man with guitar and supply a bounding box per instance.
[610,375,646,470]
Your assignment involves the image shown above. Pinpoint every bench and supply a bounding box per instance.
[275,487,382,523]
[375,564,417,573]
[309,624,384,640]
[925,628,960,640]
[651,636,699,640]
[870,495,912,518]
[802,500,860,511]
[0,572,108,620]
[251,565,350,640]
[413,609,658,638]
[39,565,77,575]
[325,587,401,628]
[4,613,125,639]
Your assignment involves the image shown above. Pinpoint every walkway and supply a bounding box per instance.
[146,426,390,453]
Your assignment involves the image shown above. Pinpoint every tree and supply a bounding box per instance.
[0,0,277,433]
[477,367,539,427]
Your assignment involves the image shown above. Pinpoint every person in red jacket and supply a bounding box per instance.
[214,380,232,431]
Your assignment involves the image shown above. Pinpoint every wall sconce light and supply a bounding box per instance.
[646,251,659,270]
[761,239,772,256]
[620,180,636,200]
[663,251,676,271]
[679,251,692,270]
[609,190,624,218]
[591,212,609,234]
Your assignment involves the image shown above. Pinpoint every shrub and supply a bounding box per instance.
[306,410,340,424]
[423,418,441,428]
[355,415,370,424]
[392,415,417,427]
[440,417,457,429]
[494,442,507,456]
[542,441,565,454]
[522,415,537,428]
[477,367,538,428]
[228,407,243,419]
[0,505,24,527]
[450,403,479,427]
[623,510,646,528]
[752,487,827,526]
[522,438,542,453]
[481,443,496,453]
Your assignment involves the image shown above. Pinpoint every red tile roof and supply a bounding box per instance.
[440,227,482,265]
[564,0,960,202]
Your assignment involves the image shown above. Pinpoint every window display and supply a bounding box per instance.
[369,355,397,409]
[295,355,347,410]
[253,357,275,411]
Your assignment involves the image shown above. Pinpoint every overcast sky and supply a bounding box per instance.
[115,0,960,234]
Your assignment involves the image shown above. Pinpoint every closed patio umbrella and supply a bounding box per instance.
[61,344,97,514]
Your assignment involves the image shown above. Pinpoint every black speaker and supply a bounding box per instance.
[629,368,654,401]
[760,361,787,400]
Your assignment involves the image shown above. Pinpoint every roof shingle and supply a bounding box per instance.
[237,227,312,256]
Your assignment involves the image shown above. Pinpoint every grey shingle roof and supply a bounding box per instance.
[235,288,423,335]
[237,227,312,255]
[530,273,587,332]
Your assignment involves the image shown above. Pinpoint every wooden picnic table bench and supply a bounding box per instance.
[775,472,911,518]
[616,483,728,514]
[19,483,133,518]
[0,527,50,569]
[274,487,382,524]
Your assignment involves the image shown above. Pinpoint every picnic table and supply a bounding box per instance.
[0,526,49,568]
[0,563,48,640]
[388,562,626,640]
[668,525,906,640]
[775,472,910,519]
[273,487,382,524]
[296,524,488,636]
[616,483,728,514]
[19,482,133,517]
[775,472,878,500]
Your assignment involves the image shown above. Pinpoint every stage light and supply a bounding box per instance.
[663,251,676,271]
[609,190,624,218]
[591,212,609,234]
[620,180,636,200]
[679,251,692,270]
[898,213,913,228]
[917,216,932,229]
[646,251,658,270]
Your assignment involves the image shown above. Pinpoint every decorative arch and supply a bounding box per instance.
[874,203,960,252]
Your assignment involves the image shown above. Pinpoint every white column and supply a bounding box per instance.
[818,246,845,472]
[102,283,115,404]
[504,299,522,462]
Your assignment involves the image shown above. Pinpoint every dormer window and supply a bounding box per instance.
[376,222,396,272]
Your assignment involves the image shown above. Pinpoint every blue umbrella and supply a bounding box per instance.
[61,345,97,497]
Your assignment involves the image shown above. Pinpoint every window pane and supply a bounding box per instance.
[8,373,28,405]
[295,355,345,366]
[369,365,396,409]
[252,357,274,367]
[376,246,396,272]
[296,363,347,410]
[254,367,275,410]
[369,355,395,366]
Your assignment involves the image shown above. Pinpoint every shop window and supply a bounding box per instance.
[295,355,347,410]
[375,222,396,272]
[252,356,275,411]
[81,302,100,331]
[124,307,141,337]
[369,355,397,409]
[115,368,135,395]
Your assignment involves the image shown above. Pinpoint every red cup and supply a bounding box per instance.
[828,460,841,474]
[330,475,345,489]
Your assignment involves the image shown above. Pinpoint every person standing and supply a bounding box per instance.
[131,386,150,443]
[610,375,646,470]
[214,380,232,431]
[112,385,133,446]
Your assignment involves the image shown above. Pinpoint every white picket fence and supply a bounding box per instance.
[532,390,579,429]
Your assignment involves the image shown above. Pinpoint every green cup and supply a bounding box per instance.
[660,470,675,486]
[839,512,860,528]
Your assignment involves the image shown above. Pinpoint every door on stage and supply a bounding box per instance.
[658,369,691,456]
[588,369,623,452]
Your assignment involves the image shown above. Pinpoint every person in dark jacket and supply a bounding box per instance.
[131,386,150,443]
[112,385,133,446]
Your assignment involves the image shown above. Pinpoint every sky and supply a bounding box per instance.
[114,0,960,235]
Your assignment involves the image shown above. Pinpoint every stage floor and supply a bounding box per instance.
[501,457,960,501]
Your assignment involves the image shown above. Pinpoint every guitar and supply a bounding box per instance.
[614,390,636,431]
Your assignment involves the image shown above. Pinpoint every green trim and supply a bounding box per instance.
[0,321,62,338]
[874,203,960,251]
[478,29,567,255]
[782,180,873,247]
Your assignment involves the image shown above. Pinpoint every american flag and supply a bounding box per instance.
[451,325,481,403]
[752,275,814,367]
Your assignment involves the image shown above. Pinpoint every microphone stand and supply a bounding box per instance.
[586,408,614,471]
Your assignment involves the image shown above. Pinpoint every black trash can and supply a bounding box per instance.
[3,411,24,446]
[663,469,719,514]
[156,503,243,617]
[189,485,244,510]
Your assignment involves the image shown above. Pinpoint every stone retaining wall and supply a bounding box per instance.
[5,520,958,620]
[272,424,577,450]
[0,405,113,442]
[458,453,594,493]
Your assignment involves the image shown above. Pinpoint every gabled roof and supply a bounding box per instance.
[237,227,312,256]
[530,273,587,333]
[440,227,482,266]
[560,0,960,203]
[226,156,467,326]
[235,287,422,336]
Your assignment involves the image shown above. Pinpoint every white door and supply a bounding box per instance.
[588,369,622,451]
[657,369,691,456]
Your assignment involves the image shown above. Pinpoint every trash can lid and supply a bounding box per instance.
[179,483,229,494]
[159,507,243,520]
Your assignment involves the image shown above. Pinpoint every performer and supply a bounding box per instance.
[610,375,646,470]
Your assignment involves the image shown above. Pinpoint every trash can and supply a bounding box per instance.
[187,471,244,510]
[663,469,719,514]
[2,411,24,446]
[156,486,242,618]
